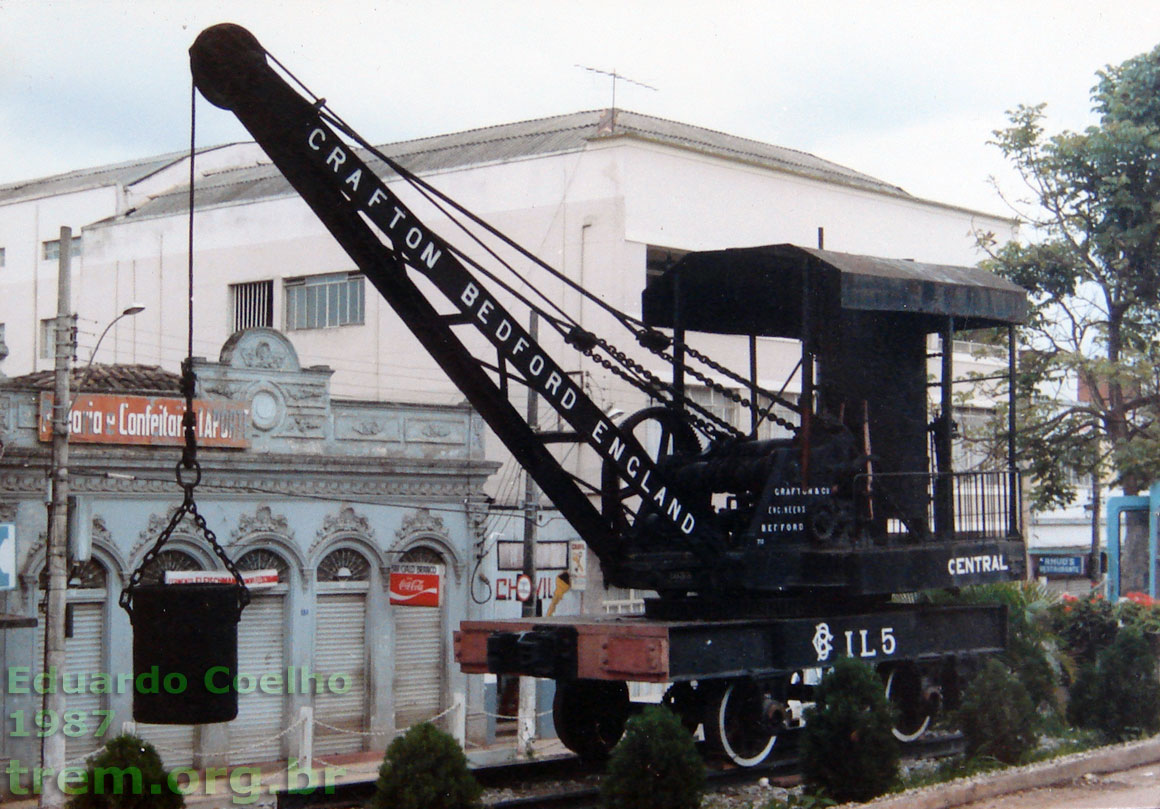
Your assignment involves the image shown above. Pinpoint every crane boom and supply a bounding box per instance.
[189,24,719,587]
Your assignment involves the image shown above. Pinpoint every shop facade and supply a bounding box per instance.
[0,328,495,780]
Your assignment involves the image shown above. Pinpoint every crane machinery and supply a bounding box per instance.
[189,23,1028,766]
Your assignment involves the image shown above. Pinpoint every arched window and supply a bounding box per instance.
[139,549,203,584]
[400,546,442,566]
[39,559,107,590]
[317,547,371,582]
[238,548,289,583]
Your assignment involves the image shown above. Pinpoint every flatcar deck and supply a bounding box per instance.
[455,602,1006,682]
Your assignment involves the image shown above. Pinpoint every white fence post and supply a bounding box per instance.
[452,690,466,748]
[298,705,314,770]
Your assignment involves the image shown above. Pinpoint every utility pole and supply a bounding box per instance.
[517,311,540,758]
[41,226,73,809]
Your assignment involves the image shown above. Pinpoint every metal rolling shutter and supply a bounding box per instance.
[231,596,286,763]
[36,602,105,760]
[393,606,444,731]
[313,594,367,755]
[134,723,194,768]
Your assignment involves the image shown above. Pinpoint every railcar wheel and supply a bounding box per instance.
[704,678,781,767]
[552,679,630,762]
[882,663,933,742]
[599,407,703,534]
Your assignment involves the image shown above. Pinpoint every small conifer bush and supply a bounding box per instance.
[369,722,481,809]
[600,705,705,809]
[956,657,1037,763]
[1065,663,1103,731]
[65,733,184,809]
[1070,625,1160,741]
[800,657,899,803]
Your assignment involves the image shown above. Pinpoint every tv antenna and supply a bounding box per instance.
[576,65,658,114]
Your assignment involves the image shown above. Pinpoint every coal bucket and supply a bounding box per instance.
[127,582,246,724]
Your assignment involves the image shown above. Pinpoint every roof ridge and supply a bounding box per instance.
[382,110,604,150]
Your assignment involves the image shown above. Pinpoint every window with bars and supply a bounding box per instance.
[230,280,274,333]
[42,236,82,262]
[284,272,365,330]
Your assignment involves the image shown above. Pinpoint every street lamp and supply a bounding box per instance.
[73,303,146,400]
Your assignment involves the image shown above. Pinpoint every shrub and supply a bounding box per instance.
[1065,663,1103,731]
[369,723,481,809]
[800,657,899,803]
[600,705,704,809]
[956,658,1037,764]
[1004,623,1059,713]
[922,582,1060,713]
[65,733,183,809]
[1116,592,1160,633]
[1051,593,1118,668]
[1074,625,1160,741]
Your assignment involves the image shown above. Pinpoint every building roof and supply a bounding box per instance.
[0,150,191,206]
[4,364,181,394]
[111,109,912,222]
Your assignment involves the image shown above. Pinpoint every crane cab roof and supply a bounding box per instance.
[641,243,1027,338]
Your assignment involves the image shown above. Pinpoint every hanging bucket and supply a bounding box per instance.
[127,582,246,724]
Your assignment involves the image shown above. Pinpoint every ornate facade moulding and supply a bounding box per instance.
[307,505,379,583]
[0,469,478,500]
[230,504,292,543]
[228,505,308,584]
[127,509,213,570]
[396,507,447,542]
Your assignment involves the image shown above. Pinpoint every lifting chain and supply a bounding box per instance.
[581,337,735,441]
[119,359,250,615]
[629,326,800,437]
[678,343,800,434]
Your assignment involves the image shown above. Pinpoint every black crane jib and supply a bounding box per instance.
[188,24,723,573]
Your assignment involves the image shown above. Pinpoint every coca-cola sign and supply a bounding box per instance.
[389,563,441,607]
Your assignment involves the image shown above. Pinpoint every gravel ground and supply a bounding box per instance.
[701,778,794,808]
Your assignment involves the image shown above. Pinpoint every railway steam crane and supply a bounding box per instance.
[189,24,1029,767]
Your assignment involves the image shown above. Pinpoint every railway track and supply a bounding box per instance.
[276,733,965,809]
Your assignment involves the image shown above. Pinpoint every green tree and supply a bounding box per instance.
[800,657,899,803]
[980,43,1160,572]
[600,705,705,809]
[1069,625,1160,741]
[66,734,183,809]
[369,723,481,809]
[956,658,1038,764]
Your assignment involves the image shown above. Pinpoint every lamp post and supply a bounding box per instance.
[41,226,144,808]
[73,303,146,397]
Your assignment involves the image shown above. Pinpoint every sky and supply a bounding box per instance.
[3,1,1160,214]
